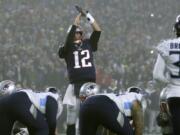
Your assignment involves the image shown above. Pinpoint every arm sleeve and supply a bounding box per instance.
[89,31,101,51]
[58,25,77,58]
[153,54,169,83]
[46,96,58,135]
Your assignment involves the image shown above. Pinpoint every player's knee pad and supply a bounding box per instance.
[67,105,79,125]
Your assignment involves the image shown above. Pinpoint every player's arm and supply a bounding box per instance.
[58,24,76,58]
[86,12,101,51]
[58,14,81,58]
[153,54,169,83]
[132,100,144,135]
[86,12,101,32]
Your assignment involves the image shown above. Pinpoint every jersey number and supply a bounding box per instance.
[73,50,92,68]
[170,51,180,78]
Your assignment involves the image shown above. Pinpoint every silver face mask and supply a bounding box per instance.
[79,82,100,98]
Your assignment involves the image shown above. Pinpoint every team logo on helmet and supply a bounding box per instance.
[79,82,100,100]
[0,80,16,95]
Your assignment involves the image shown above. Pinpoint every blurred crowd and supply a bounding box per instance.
[0,0,179,134]
[0,0,179,90]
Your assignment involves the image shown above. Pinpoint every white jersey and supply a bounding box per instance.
[101,93,143,117]
[153,37,180,98]
[19,89,63,118]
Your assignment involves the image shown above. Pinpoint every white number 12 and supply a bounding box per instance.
[73,50,92,69]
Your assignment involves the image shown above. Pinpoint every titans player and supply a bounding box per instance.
[79,86,146,135]
[0,80,63,135]
[153,14,180,134]
[58,8,101,135]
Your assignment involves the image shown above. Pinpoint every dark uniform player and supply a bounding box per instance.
[0,80,63,135]
[58,10,101,135]
[79,86,146,135]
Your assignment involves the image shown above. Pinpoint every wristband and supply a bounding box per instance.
[86,12,95,24]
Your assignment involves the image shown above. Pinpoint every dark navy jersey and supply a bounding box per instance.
[58,25,101,83]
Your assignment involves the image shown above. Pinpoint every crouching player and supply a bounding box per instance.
[79,85,146,135]
[0,80,63,135]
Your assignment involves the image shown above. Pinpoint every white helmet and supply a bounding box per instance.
[79,82,100,99]
[0,80,16,96]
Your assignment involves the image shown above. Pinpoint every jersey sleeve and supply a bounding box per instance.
[58,25,76,58]
[153,54,169,83]
[156,40,169,57]
[89,31,101,51]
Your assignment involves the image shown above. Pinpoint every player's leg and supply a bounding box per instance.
[97,97,133,135]
[9,92,49,135]
[45,96,58,135]
[168,97,180,135]
[79,99,99,135]
[0,111,14,135]
[65,83,81,135]
[0,96,15,135]
[80,95,133,135]
[67,100,80,135]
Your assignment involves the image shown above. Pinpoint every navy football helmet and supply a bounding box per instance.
[127,86,148,96]
[174,15,180,35]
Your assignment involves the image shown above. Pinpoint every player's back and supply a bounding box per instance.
[157,37,180,85]
[104,93,143,117]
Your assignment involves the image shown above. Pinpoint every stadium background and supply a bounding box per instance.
[0,0,179,134]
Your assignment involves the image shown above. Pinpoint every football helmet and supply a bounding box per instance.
[0,80,16,95]
[75,26,83,35]
[79,82,100,99]
[127,86,142,93]
[45,86,62,99]
[127,86,148,111]
[46,87,58,94]
[127,86,148,96]
[66,25,83,34]
[174,15,180,35]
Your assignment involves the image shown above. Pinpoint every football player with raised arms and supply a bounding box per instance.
[58,6,101,135]
[0,80,63,135]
